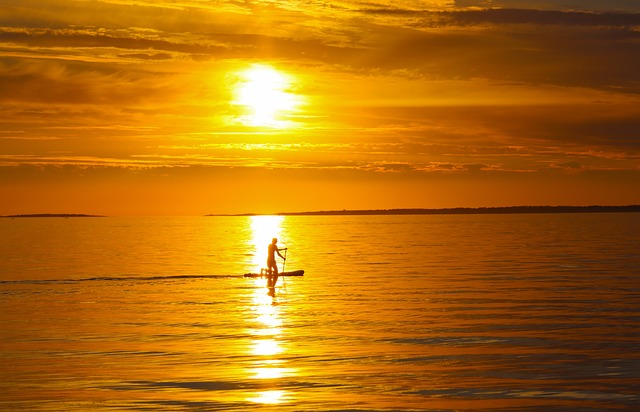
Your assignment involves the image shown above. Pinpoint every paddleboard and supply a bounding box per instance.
[244,269,304,278]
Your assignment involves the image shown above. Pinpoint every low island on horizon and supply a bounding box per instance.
[0,214,106,218]
[209,205,640,217]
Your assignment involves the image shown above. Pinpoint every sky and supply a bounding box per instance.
[1,0,639,215]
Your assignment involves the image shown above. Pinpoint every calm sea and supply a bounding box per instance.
[1,214,639,411]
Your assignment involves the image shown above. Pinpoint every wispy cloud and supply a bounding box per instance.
[455,0,640,13]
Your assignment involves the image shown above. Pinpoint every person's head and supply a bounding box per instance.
[272,238,278,244]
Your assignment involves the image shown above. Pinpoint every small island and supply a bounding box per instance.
[0,214,106,218]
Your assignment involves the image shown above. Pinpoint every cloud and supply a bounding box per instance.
[553,161,582,170]
[3,3,639,92]
[117,52,173,61]
[343,12,640,93]
[455,0,640,13]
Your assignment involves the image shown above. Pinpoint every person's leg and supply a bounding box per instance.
[272,266,279,287]
[267,262,277,287]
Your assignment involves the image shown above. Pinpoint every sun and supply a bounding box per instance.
[233,64,302,128]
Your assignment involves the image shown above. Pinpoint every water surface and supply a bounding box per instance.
[1,214,639,411]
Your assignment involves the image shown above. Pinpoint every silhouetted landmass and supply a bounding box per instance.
[278,205,640,216]
[208,205,640,217]
[0,214,105,218]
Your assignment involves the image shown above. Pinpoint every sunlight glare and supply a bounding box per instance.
[252,367,290,380]
[257,312,282,329]
[248,390,286,404]
[253,339,282,356]
[233,64,302,128]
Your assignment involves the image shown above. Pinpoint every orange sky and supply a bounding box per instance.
[1,1,639,215]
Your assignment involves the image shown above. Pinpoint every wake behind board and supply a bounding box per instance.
[244,270,304,278]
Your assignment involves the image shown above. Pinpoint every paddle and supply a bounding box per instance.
[281,248,288,293]
[282,248,287,274]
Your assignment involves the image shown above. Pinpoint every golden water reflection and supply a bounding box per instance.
[245,274,295,405]
[252,366,291,380]
[248,390,286,404]
[252,339,282,356]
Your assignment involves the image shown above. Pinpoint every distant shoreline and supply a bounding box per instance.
[0,214,106,218]
[208,205,640,217]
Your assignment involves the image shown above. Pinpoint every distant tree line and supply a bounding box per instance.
[274,205,640,216]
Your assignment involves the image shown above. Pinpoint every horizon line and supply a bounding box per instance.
[2,205,640,218]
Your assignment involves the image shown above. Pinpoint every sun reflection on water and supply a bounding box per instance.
[242,214,299,404]
[252,338,282,356]
[244,255,297,405]
[252,366,290,380]
[248,390,286,404]
[256,312,282,329]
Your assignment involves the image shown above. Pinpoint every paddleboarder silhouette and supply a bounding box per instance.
[267,238,286,290]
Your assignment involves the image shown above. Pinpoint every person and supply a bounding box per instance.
[266,238,286,288]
